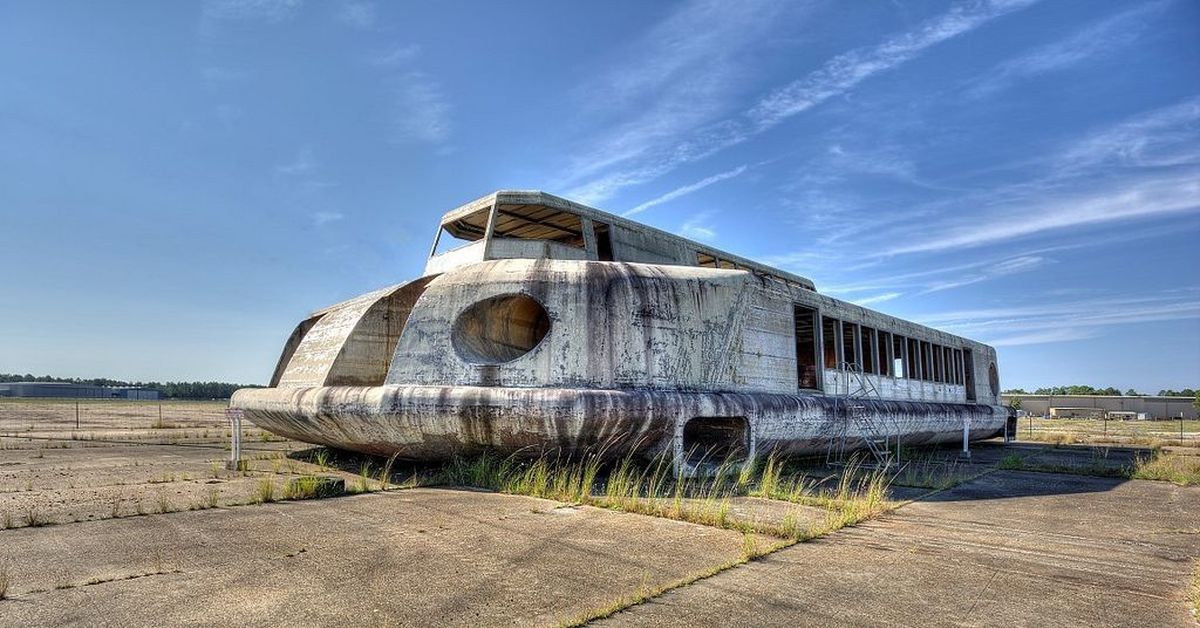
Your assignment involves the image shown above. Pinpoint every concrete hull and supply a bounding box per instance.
[232,385,1008,461]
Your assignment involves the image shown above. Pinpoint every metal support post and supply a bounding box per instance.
[226,408,243,471]
[960,419,971,459]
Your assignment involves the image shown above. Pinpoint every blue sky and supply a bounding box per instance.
[1,0,1197,391]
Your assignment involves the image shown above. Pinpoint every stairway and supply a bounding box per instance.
[828,362,896,467]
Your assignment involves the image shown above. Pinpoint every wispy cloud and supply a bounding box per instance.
[562,0,791,199]
[1055,96,1200,173]
[680,214,717,242]
[623,165,747,217]
[853,292,902,306]
[564,0,1039,203]
[912,293,1200,348]
[388,72,451,145]
[750,0,1037,129]
[372,44,421,67]
[822,253,1049,296]
[966,2,1167,98]
[337,1,376,29]
[884,170,1199,256]
[921,255,1049,293]
[312,211,344,227]
[275,146,316,176]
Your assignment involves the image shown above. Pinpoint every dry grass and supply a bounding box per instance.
[0,563,9,600]
[24,504,50,527]
[254,478,276,503]
[437,450,894,542]
[1131,451,1200,486]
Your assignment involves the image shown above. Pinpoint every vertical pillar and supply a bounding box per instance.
[961,418,971,459]
[226,408,243,471]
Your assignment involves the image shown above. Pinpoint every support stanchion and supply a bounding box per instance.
[226,408,244,471]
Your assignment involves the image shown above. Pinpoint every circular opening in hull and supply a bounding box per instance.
[452,294,551,364]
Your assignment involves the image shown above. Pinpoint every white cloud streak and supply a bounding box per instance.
[623,165,747,217]
[853,292,902,306]
[884,171,1200,256]
[565,0,1039,203]
[750,0,1037,129]
[388,72,451,145]
[312,211,344,227]
[966,2,1166,98]
[912,292,1200,346]
[680,214,717,242]
[275,146,316,176]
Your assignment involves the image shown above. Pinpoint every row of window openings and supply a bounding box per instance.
[794,307,969,390]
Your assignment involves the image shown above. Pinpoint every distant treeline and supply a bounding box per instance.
[1003,385,1197,397]
[0,373,261,399]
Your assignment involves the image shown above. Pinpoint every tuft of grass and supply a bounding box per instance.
[377,452,400,491]
[206,487,220,509]
[892,455,964,490]
[356,461,374,493]
[24,504,50,527]
[255,478,276,503]
[1131,451,1200,486]
[999,453,1025,470]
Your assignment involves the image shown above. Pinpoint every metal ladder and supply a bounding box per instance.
[828,362,896,467]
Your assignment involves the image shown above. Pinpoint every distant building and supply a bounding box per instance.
[0,382,161,400]
[1003,394,1197,420]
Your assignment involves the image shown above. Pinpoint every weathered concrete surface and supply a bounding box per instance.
[0,489,750,627]
[236,190,1009,465]
[602,471,1200,627]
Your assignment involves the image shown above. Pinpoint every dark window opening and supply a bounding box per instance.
[989,362,1000,397]
[861,326,876,374]
[907,338,920,381]
[964,350,977,401]
[594,222,614,261]
[842,322,860,370]
[933,344,944,382]
[682,416,749,465]
[921,341,933,381]
[893,335,906,378]
[794,305,820,390]
[944,347,951,382]
[879,331,893,377]
[822,317,838,369]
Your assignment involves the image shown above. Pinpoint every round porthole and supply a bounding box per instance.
[452,294,551,364]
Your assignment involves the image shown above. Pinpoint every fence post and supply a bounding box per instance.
[75,401,79,430]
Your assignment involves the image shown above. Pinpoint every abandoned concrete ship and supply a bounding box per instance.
[232,190,1012,472]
